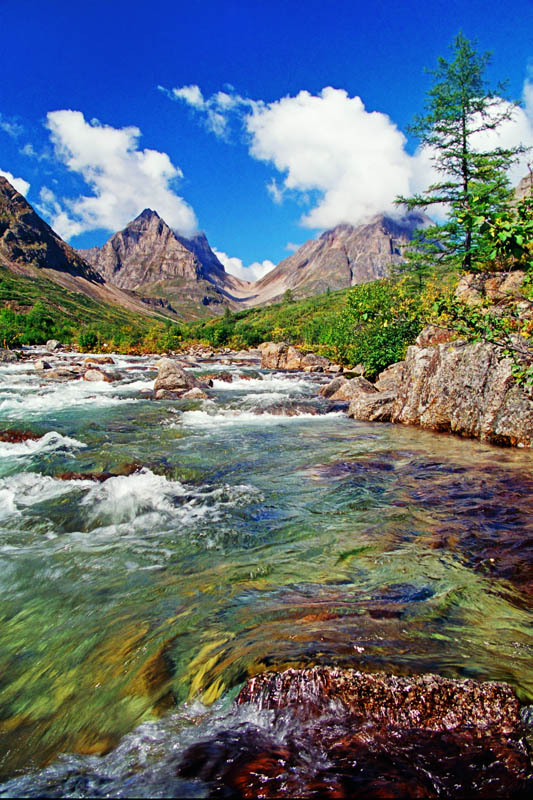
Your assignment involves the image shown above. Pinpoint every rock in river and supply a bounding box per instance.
[153,357,207,397]
[177,667,531,798]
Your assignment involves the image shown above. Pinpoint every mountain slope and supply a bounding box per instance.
[246,212,433,305]
[0,176,168,320]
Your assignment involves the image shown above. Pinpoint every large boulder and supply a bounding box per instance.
[319,376,348,398]
[348,389,397,422]
[153,357,205,396]
[330,376,376,402]
[0,349,19,362]
[259,342,334,372]
[284,346,303,370]
[259,342,289,369]
[374,360,405,391]
[83,368,114,383]
[301,352,331,372]
[390,340,533,446]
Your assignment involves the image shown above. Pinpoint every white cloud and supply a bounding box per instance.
[166,82,533,230]
[245,87,414,229]
[40,110,197,240]
[163,83,253,138]
[172,84,205,108]
[0,169,30,196]
[213,248,275,282]
[285,241,303,252]
[0,115,23,138]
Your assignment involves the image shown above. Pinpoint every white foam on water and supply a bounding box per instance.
[0,431,86,458]
[180,409,343,428]
[80,468,262,528]
[0,472,92,520]
[0,382,139,417]
[211,374,311,392]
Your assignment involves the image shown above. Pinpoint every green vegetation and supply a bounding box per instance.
[398,33,524,277]
[0,267,175,352]
[187,280,427,378]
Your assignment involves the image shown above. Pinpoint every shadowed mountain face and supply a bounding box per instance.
[246,212,434,305]
[0,176,103,284]
[0,177,167,317]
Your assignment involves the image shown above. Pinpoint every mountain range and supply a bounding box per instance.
[0,173,434,321]
[77,205,433,313]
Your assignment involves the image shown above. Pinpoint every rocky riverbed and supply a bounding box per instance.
[0,345,531,797]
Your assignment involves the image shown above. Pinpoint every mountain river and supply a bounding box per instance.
[0,348,531,796]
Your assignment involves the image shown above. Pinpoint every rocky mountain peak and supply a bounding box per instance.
[135,208,160,222]
[0,175,103,283]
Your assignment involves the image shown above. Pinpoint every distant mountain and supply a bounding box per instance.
[245,212,434,305]
[0,176,159,317]
[78,209,251,315]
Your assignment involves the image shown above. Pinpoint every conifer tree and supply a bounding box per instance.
[398,33,526,275]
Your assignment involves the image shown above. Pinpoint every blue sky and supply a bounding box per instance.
[1,0,532,279]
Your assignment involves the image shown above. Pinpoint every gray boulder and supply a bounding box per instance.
[348,390,397,422]
[0,349,20,362]
[154,358,205,396]
[329,376,376,403]
[390,340,533,446]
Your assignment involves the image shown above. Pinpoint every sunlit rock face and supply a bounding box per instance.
[250,211,433,303]
[390,340,533,447]
[78,209,208,289]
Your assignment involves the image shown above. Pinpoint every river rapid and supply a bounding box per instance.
[0,348,531,797]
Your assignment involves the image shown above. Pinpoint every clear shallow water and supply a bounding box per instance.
[0,350,532,795]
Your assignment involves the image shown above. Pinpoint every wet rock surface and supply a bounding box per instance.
[178,667,531,798]
[0,429,41,443]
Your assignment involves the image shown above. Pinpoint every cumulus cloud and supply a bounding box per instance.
[39,110,197,240]
[166,82,533,230]
[0,169,30,196]
[213,248,275,282]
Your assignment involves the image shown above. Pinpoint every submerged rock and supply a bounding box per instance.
[178,667,531,798]
[0,429,41,443]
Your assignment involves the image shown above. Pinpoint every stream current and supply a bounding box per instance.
[0,349,531,796]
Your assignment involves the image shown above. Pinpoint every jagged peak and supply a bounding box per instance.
[133,208,161,223]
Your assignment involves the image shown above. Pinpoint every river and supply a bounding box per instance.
[0,348,531,796]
